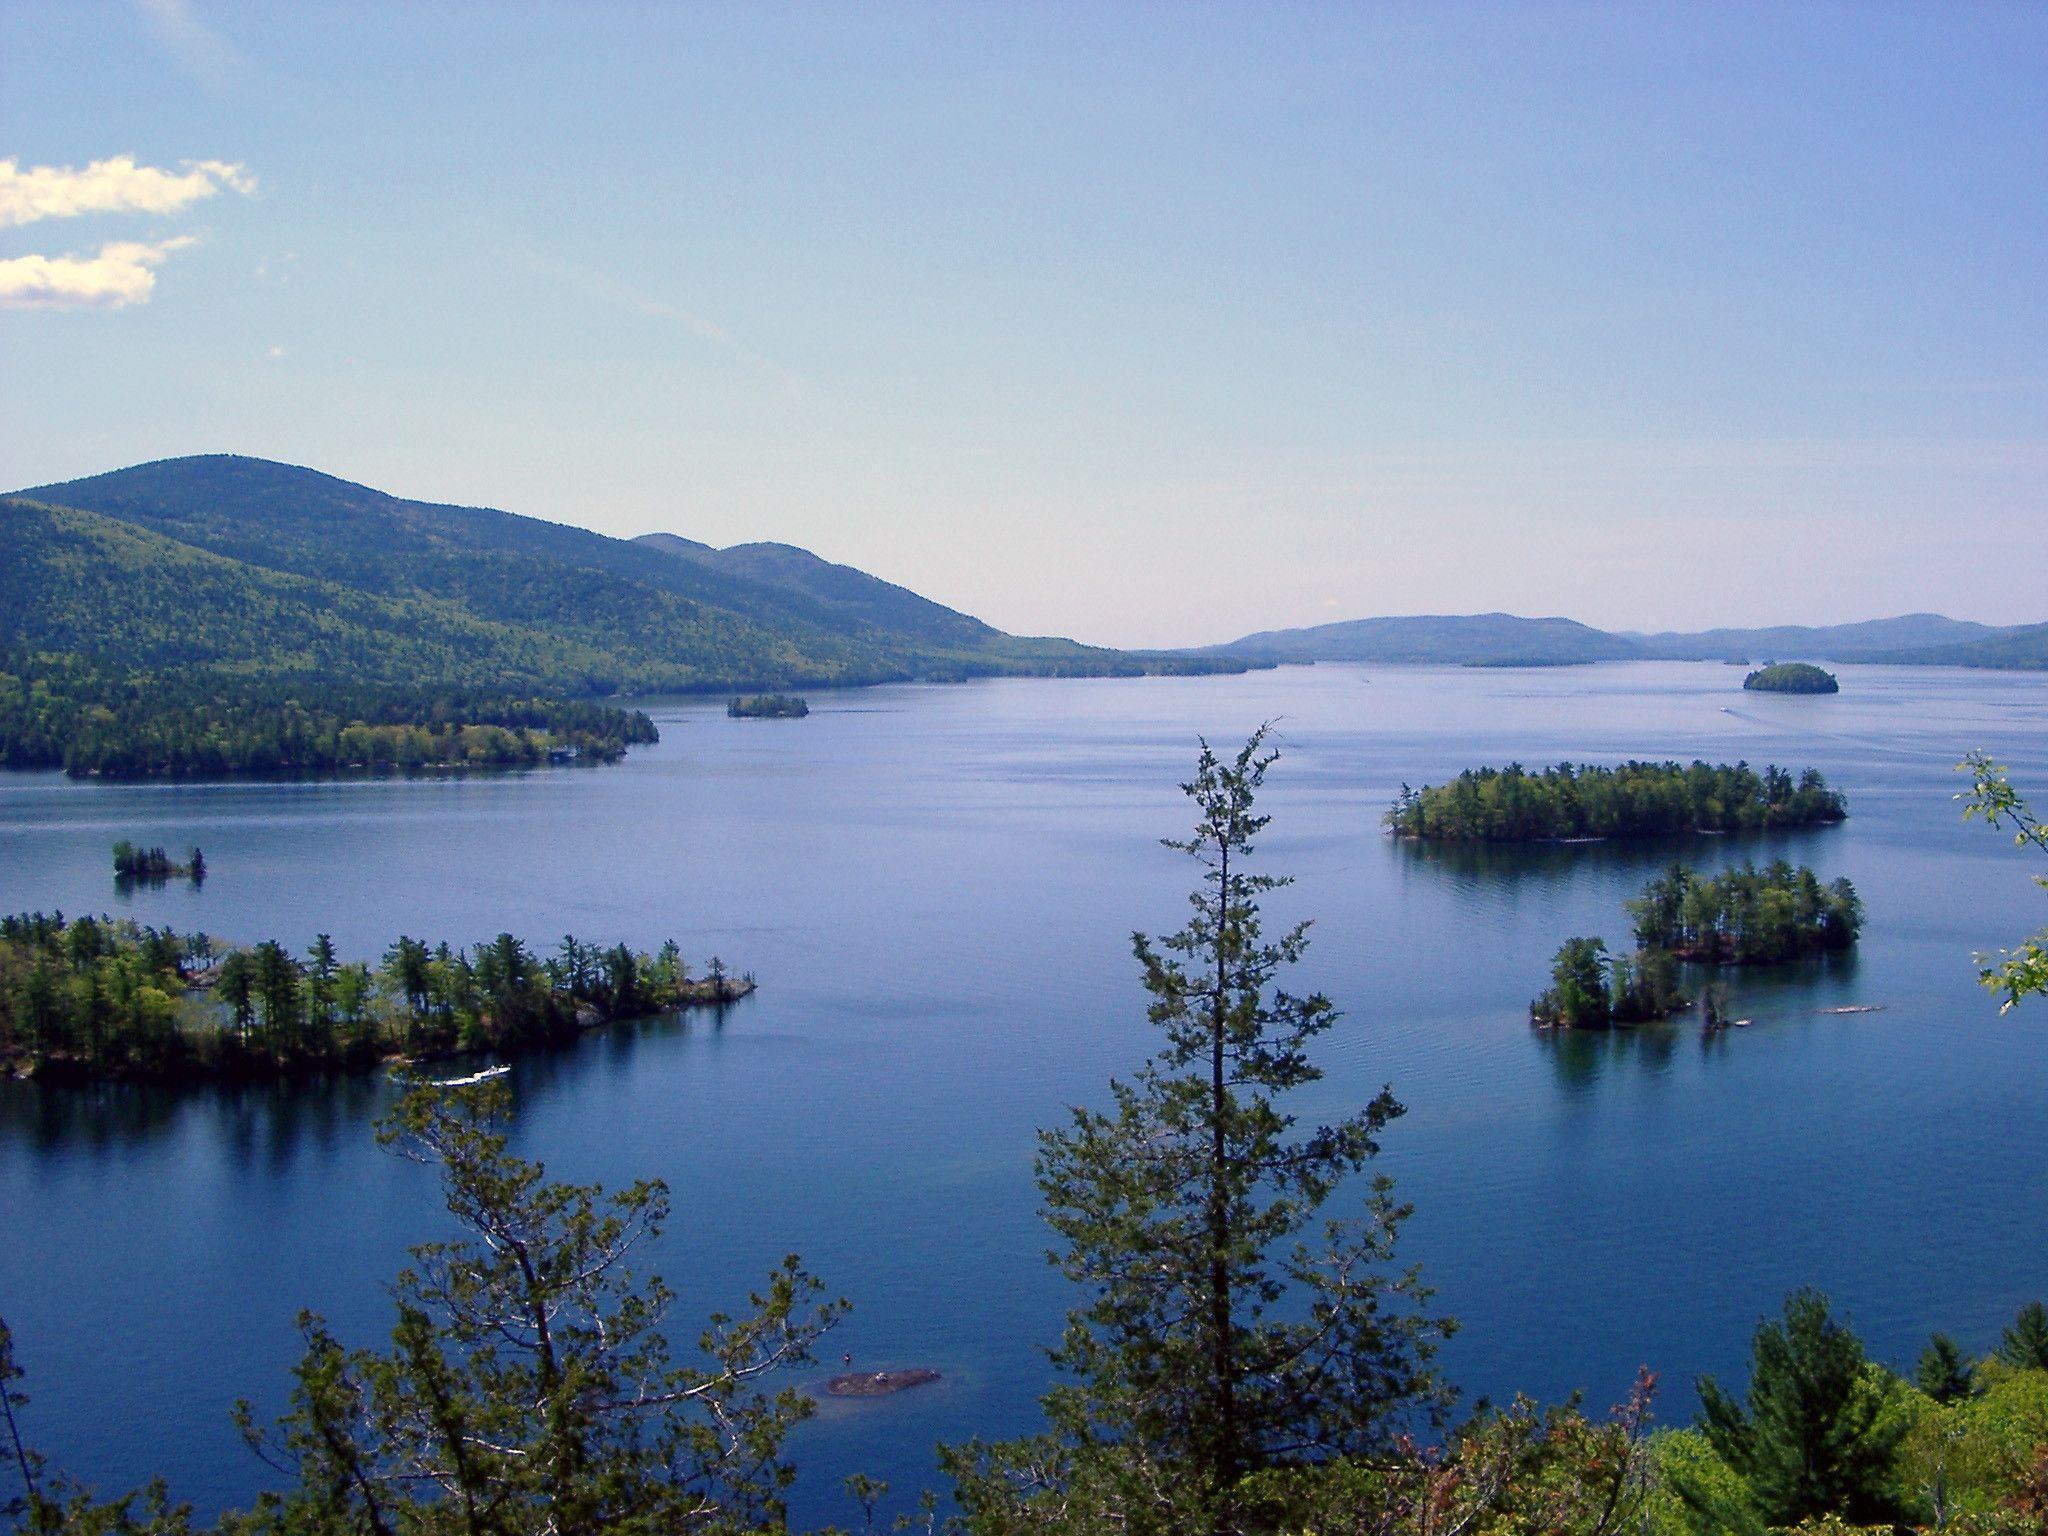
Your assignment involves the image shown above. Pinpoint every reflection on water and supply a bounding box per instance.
[1,662,2045,1524]
[1536,1019,1684,1092]
[1393,827,1832,889]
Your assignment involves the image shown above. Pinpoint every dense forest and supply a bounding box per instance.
[1745,661,1841,694]
[0,647,658,777]
[1532,861,1862,1028]
[1628,860,1864,961]
[1386,760,1848,841]
[0,911,748,1082]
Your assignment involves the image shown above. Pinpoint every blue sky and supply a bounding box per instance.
[3,2,2044,646]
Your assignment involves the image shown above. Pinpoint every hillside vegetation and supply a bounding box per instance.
[1,455,1249,776]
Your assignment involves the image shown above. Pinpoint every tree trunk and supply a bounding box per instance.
[1207,836,1238,1500]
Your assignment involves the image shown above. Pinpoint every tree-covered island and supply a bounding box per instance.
[1744,661,1841,693]
[1532,860,1863,1028]
[1627,860,1863,962]
[727,692,811,718]
[0,913,751,1083]
[112,841,204,886]
[1387,760,1847,841]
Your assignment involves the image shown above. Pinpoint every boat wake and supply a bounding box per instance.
[431,1064,511,1088]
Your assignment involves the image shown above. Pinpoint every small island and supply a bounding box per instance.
[1531,860,1862,1029]
[0,912,754,1085]
[1387,761,1846,842]
[728,693,810,719]
[1743,662,1839,694]
[1530,937,1690,1029]
[113,840,205,886]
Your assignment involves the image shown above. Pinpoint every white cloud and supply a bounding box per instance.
[0,154,255,229]
[0,237,198,310]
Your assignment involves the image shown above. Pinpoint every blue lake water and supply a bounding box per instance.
[2,661,2046,1525]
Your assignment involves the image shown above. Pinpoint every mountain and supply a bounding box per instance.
[631,531,996,647]
[10,454,1239,691]
[1627,614,2004,662]
[0,454,1247,775]
[1206,611,2047,668]
[1,493,612,689]
[1207,613,1642,665]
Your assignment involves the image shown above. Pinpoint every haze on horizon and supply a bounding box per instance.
[2,2,2044,650]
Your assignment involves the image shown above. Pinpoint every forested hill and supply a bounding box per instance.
[1876,621,2048,669]
[633,531,995,647]
[1209,613,1641,665]
[0,455,1246,776]
[15,455,1219,689]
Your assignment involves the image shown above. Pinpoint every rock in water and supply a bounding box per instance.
[825,1367,941,1398]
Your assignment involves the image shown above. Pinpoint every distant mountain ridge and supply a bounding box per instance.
[1212,613,1639,666]
[1624,614,2006,661]
[1205,610,2048,669]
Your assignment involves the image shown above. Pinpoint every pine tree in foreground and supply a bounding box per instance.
[944,726,1450,1536]
[225,1080,845,1536]
[1678,1288,1906,1532]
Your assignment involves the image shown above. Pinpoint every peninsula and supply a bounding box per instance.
[0,912,753,1085]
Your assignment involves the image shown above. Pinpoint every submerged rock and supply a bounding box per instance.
[825,1367,940,1398]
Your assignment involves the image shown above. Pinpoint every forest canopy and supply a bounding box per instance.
[0,648,658,778]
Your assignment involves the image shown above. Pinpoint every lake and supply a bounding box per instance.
[3,661,2045,1525]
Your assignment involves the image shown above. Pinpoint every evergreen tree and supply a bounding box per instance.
[216,951,256,1045]
[1532,937,1612,1027]
[1914,1333,1974,1402]
[232,1081,845,1535]
[946,727,1447,1534]
[1999,1301,2048,1371]
[305,936,339,1037]
[1,1317,40,1527]
[1682,1288,1905,1529]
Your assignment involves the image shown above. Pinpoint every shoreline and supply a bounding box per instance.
[6,975,756,1090]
